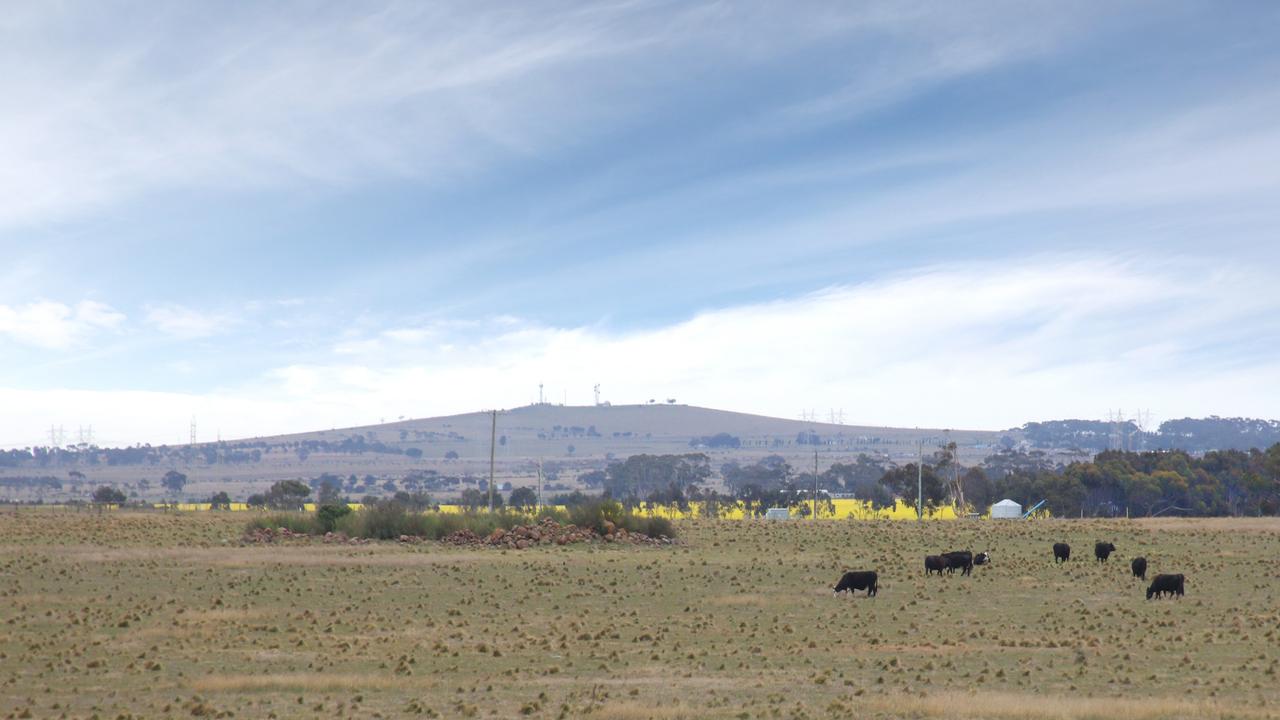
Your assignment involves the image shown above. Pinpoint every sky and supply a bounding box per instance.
[2,1,1279,447]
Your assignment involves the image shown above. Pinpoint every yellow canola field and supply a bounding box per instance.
[631,499,961,520]
[60,499,1013,520]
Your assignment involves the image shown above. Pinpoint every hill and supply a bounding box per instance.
[0,404,1010,502]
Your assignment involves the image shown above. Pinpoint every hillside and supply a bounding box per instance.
[1,404,1011,502]
[265,403,1004,460]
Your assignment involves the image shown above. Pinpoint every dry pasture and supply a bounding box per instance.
[1,510,1277,718]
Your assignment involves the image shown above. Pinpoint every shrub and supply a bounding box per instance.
[244,499,669,541]
[316,503,353,532]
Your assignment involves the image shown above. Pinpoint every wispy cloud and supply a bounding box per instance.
[0,300,125,349]
[3,255,1276,445]
[144,304,235,339]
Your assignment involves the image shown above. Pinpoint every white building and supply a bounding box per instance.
[990,498,1022,519]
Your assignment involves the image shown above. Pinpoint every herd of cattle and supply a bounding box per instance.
[833,541,1186,600]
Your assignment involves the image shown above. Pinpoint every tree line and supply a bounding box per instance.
[593,445,1280,517]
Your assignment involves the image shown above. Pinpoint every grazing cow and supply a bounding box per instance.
[924,555,946,576]
[1095,542,1117,562]
[1146,573,1185,600]
[834,570,878,597]
[974,552,991,566]
[942,551,974,577]
[1053,543,1071,563]
[1131,557,1147,580]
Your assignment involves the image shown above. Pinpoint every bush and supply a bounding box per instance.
[566,500,675,538]
[244,499,670,541]
[316,503,353,533]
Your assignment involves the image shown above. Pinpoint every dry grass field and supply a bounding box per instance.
[1,510,1277,719]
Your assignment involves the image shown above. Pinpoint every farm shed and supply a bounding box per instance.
[990,499,1022,519]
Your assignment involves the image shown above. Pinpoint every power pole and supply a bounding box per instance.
[488,409,497,512]
[917,439,923,521]
[812,447,819,520]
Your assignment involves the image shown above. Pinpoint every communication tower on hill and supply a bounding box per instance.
[189,417,197,446]
[593,384,601,406]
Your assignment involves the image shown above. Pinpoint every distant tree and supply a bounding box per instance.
[92,486,126,504]
[246,493,267,508]
[404,447,423,459]
[209,491,232,510]
[508,486,538,510]
[316,476,342,504]
[498,435,507,446]
[824,454,892,507]
[690,433,740,449]
[459,488,502,510]
[444,450,459,460]
[578,470,606,488]
[161,470,187,496]
[566,445,575,455]
[878,463,946,517]
[960,467,995,512]
[265,479,311,510]
[391,491,433,510]
[549,490,589,506]
[723,455,792,494]
[604,454,711,501]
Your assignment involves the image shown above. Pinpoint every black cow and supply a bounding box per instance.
[1131,557,1147,580]
[1146,573,1184,599]
[924,555,946,576]
[834,571,878,597]
[974,552,991,566]
[942,551,973,576]
[1053,543,1071,563]
[1095,542,1116,562]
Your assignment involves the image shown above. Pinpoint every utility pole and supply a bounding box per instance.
[488,409,497,512]
[917,439,923,521]
[812,447,819,520]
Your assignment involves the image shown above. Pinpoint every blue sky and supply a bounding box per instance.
[2,1,1279,446]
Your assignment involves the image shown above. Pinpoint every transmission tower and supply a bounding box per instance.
[189,418,197,446]
[593,384,601,406]
[49,425,65,447]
